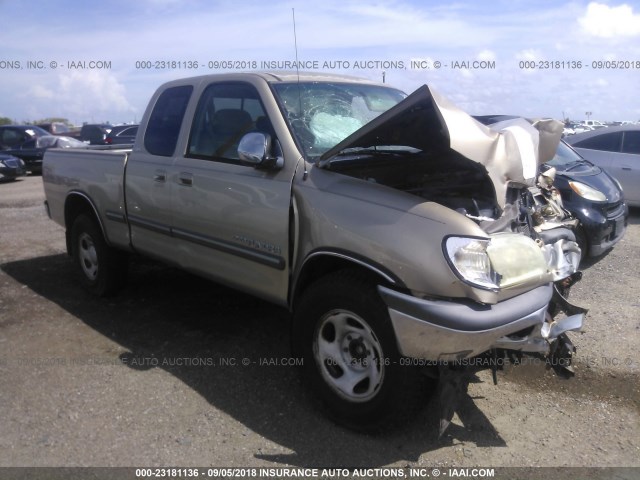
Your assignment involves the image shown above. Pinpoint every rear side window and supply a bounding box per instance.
[573,131,623,152]
[622,131,640,154]
[120,126,138,136]
[145,85,193,157]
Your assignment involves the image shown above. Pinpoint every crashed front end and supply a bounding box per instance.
[313,84,587,431]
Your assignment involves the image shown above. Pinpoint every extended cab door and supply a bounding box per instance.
[170,81,295,305]
[125,84,193,260]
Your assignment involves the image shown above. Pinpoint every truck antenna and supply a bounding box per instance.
[292,8,301,86]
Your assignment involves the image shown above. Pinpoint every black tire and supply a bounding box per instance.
[70,214,127,296]
[292,270,427,431]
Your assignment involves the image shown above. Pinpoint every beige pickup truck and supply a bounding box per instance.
[43,72,585,432]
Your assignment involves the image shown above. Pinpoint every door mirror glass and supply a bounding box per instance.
[238,132,283,170]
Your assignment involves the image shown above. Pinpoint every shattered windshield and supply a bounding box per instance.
[272,82,406,160]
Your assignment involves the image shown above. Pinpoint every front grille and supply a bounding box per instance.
[604,201,625,219]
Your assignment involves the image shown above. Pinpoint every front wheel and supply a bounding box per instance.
[70,214,127,296]
[292,270,426,430]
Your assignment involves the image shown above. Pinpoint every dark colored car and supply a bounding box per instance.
[474,115,628,259]
[0,125,50,149]
[105,124,138,145]
[3,135,86,174]
[0,125,51,173]
[80,124,112,145]
[544,141,628,258]
[0,153,26,182]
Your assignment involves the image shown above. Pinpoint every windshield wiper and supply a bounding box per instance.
[318,146,418,169]
[562,160,586,172]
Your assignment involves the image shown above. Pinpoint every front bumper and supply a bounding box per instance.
[0,166,26,181]
[24,159,43,174]
[378,284,553,361]
[578,202,628,257]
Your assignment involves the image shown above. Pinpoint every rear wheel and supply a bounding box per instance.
[293,270,427,430]
[70,214,127,296]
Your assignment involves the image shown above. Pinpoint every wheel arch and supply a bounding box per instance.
[64,192,108,255]
[289,250,404,310]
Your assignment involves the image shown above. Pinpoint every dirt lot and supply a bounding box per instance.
[0,176,639,470]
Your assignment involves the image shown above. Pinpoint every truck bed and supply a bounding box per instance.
[43,147,131,248]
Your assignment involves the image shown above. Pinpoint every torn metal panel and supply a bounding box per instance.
[320,85,564,209]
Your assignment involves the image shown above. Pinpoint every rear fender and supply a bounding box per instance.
[64,191,108,253]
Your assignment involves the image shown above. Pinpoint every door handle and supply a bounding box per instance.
[622,166,631,171]
[178,172,193,186]
[153,169,166,182]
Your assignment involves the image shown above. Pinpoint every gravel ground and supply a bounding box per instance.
[0,176,638,471]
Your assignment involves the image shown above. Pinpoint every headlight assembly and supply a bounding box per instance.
[486,233,549,288]
[445,233,550,291]
[568,181,607,202]
[444,237,499,290]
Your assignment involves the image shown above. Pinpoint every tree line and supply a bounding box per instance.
[0,117,72,126]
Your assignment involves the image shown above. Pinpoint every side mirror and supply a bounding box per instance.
[238,132,283,170]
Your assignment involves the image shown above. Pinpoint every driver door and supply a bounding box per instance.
[170,81,293,304]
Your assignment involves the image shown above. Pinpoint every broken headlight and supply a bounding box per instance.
[445,233,549,291]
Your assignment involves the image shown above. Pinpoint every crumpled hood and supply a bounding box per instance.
[319,85,564,209]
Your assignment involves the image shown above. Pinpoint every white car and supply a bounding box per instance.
[573,124,594,134]
[581,120,607,129]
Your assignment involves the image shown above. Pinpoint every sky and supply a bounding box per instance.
[1,0,639,125]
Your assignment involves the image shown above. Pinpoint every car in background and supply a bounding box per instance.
[565,125,640,207]
[3,135,87,174]
[544,141,628,259]
[0,125,51,173]
[563,123,576,137]
[475,115,628,259]
[573,124,594,134]
[37,122,71,135]
[37,122,82,139]
[0,153,26,182]
[581,120,607,129]
[0,125,50,150]
[563,122,593,136]
[80,124,112,145]
[105,124,138,145]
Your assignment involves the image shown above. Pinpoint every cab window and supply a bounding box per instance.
[187,82,273,161]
